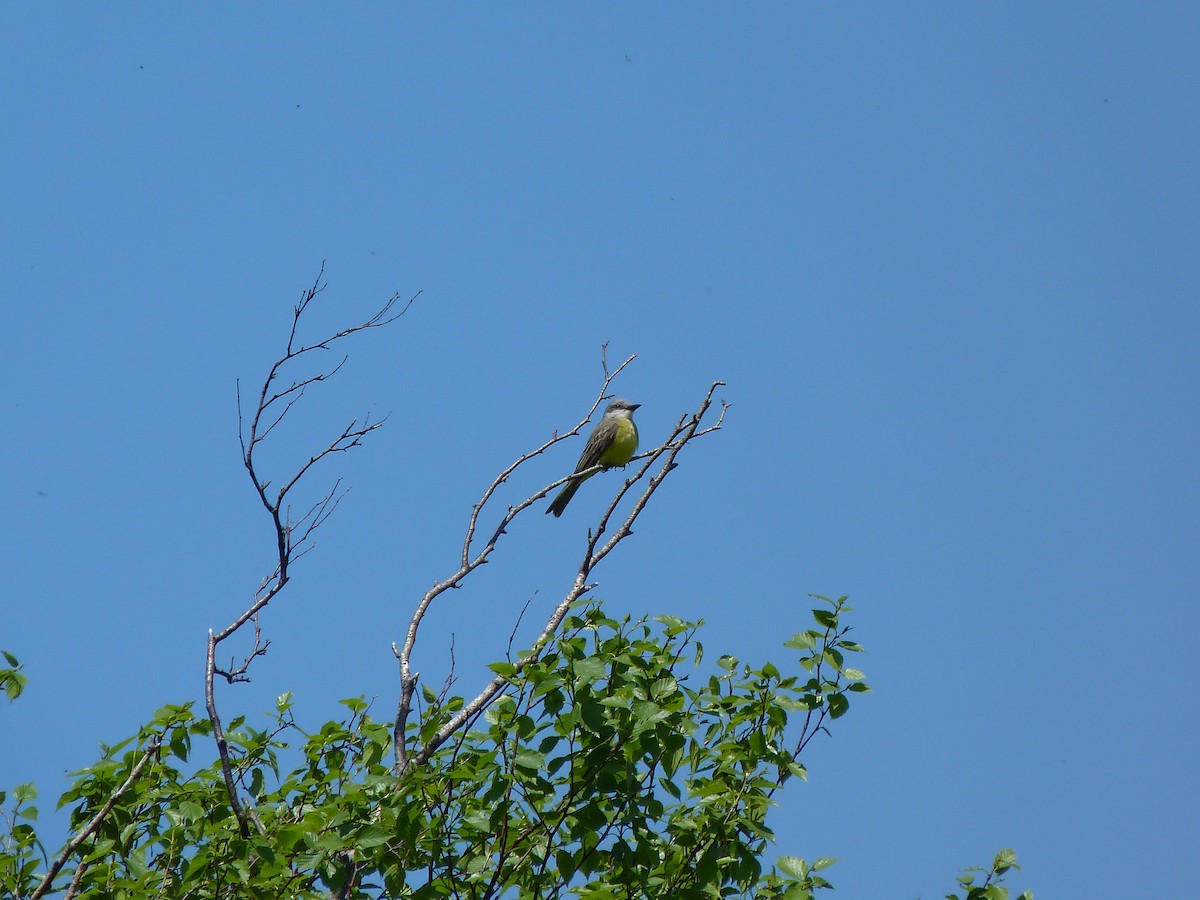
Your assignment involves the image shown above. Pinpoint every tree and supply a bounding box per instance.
[1,273,1029,900]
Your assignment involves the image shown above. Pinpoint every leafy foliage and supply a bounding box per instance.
[2,597,875,899]
[945,848,1033,900]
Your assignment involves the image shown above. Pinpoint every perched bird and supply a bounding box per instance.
[546,398,641,517]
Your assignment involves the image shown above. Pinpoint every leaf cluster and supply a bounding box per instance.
[945,849,1033,900]
[2,598,868,899]
[1,650,25,702]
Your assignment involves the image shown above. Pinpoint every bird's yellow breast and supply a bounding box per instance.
[599,415,639,467]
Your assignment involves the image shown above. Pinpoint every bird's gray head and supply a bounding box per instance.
[604,398,641,417]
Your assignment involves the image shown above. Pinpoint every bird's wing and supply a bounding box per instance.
[573,421,611,474]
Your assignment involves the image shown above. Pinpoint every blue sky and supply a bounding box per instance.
[3,4,1197,897]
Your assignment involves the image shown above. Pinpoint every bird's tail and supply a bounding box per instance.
[546,478,582,517]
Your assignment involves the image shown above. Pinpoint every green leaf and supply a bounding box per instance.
[15,802,38,822]
[488,661,517,677]
[828,693,850,719]
[572,656,608,682]
[513,747,545,771]
[654,614,689,635]
[777,855,808,878]
[993,848,1019,873]
[249,767,265,799]
[578,697,606,732]
[4,670,26,701]
[356,824,394,849]
[781,884,814,900]
[650,675,678,700]
[784,632,816,650]
[484,694,515,724]
[169,727,190,762]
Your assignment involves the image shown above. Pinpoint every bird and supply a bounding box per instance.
[546,398,641,517]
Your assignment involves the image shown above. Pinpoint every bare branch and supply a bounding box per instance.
[394,377,726,774]
[208,269,415,832]
[212,613,270,683]
[275,415,387,512]
[392,354,637,772]
[63,858,86,900]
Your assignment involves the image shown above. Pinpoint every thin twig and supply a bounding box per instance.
[506,593,537,663]
[437,634,458,706]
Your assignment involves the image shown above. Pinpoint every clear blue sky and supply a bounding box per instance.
[3,5,1197,897]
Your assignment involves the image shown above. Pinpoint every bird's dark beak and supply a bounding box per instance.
[630,403,641,411]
